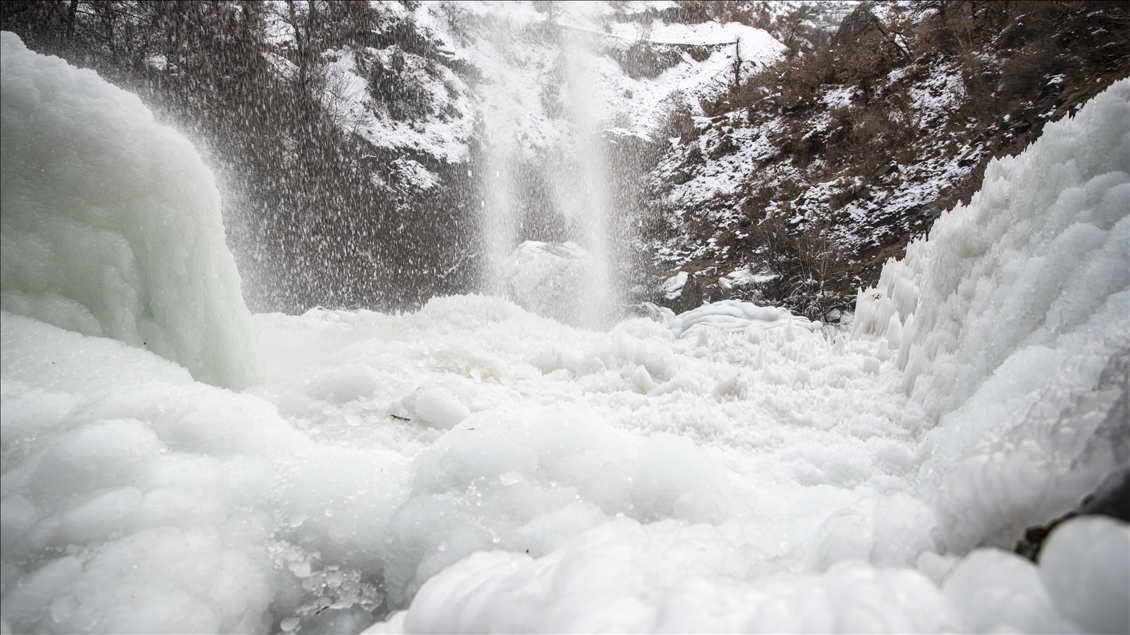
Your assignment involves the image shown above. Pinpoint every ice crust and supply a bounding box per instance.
[669,299,820,339]
[0,32,259,389]
[2,33,1130,635]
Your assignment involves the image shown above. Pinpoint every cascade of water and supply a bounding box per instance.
[475,10,528,297]
[476,3,621,329]
[481,142,516,296]
[554,22,618,329]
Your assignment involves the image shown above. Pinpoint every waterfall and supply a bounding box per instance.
[476,3,621,329]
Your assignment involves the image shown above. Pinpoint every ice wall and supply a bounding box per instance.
[0,32,259,389]
[854,78,1129,551]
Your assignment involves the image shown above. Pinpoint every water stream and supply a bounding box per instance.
[477,5,621,328]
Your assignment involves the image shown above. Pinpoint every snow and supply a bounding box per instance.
[661,270,688,299]
[823,85,859,109]
[601,18,784,75]
[0,32,259,390]
[593,22,784,139]
[908,62,967,127]
[414,2,785,156]
[318,49,373,135]
[668,299,818,338]
[2,31,1129,635]
[650,54,996,298]
[413,2,574,162]
[351,44,475,165]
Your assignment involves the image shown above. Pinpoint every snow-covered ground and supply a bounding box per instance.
[3,30,1129,635]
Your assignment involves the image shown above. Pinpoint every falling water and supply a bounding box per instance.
[477,4,621,329]
[555,22,617,328]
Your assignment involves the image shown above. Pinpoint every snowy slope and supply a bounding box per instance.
[1,32,1127,634]
[645,2,1130,322]
[369,1,786,161]
[269,1,786,206]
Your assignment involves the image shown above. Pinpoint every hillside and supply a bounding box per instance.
[644,1,1130,320]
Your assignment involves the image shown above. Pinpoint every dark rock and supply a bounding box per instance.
[832,2,879,48]
[1014,347,1130,562]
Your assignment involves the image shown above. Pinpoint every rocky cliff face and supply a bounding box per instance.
[642,1,1130,321]
[0,1,802,313]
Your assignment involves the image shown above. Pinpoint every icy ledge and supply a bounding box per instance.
[0,32,259,389]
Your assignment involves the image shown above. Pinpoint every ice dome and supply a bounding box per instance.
[0,31,259,389]
[500,240,593,325]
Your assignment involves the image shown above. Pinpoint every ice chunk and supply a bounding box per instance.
[670,299,819,338]
[942,548,1071,633]
[0,32,259,389]
[413,387,470,429]
[1038,516,1130,634]
[500,241,592,325]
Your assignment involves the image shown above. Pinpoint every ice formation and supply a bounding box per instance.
[500,241,592,325]
[669,299,819,338]
[0,32,259,389]
[2,32,1129,635]
[854,77,1130,553]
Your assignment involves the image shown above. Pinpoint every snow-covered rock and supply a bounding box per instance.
[669,299,818,338]
[500,240,592,325]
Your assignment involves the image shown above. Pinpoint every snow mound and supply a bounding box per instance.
[855,77,1130,551]
[376,526,962,634]
[0,312,291,634]
[670,299,819,338]
[501,241,592,325]
[0,32,259,389]
[1039,515,1130,634]
[364,72,1130,635]
[936,515,1129,634]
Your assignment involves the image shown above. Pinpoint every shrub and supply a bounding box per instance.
[746,214,853,319]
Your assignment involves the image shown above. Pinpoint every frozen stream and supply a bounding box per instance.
[2,30,1129,635]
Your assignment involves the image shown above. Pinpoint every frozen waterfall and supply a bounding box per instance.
[1,29,1127,635]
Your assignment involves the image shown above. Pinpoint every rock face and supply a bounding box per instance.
[830,1,881,48]
[644,2,1130,321]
